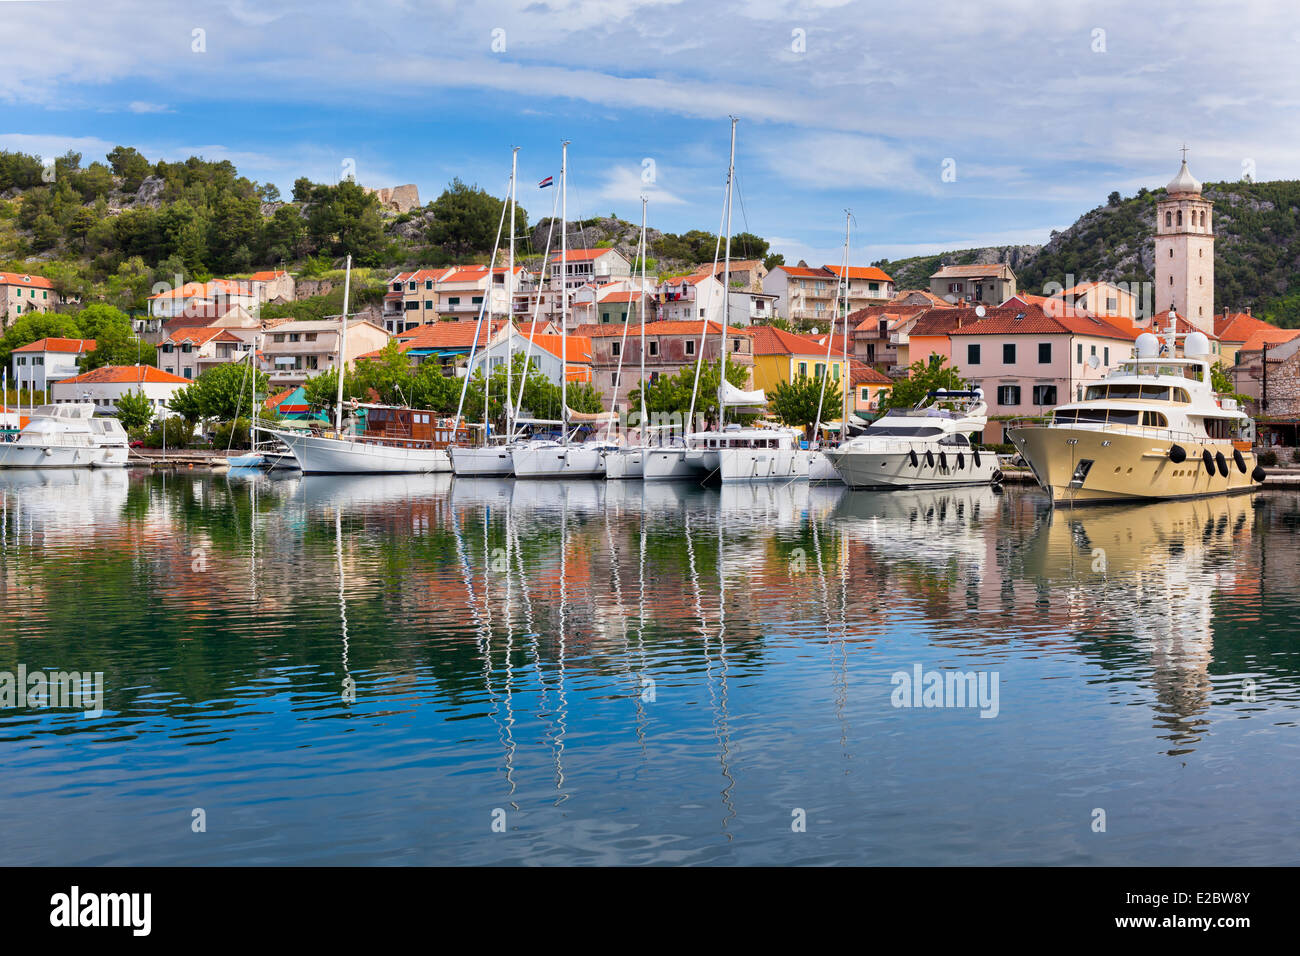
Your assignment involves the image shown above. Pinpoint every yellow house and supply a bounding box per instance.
[750,325,850,404]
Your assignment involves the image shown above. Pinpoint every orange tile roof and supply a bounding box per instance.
[1239,328,1300,353]
[265,387,296,409]
[891,289,953,307]
[164,326,242,345]
[1215,311,1278,343]
[550,249,616,263]
[56,365,190,386]
[524,333,592,363]
[147,279,251,301]
[11,337,95,354]
[942,305,1139,341]
[248,270,289,281]
[0,271,55,290]
[661,273,715,286]
[750,325,848,358]
[395,319,508,350]
[824,265,894,283]
[775,265,835,279]
[850,361,893,386]
[565,365,593,383]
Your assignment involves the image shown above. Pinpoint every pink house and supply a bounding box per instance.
[945,305,1138,417]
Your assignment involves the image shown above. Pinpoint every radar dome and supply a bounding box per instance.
[1135,332,1160,359]
[1184,331,1211,357]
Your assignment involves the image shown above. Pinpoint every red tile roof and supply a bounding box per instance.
[750,325,848,358]
[550,248,617,263]
[394,319,507,350]
[147,279,251,301]
[0,272,54,290]
[1239,328,1300,353]
[164,327,242,345]
[823,265,894,283]
[774,265,835,279]
[661,273,715,286]
[942,305,1139,341]
[56,365,190,386]
[249,270,289,282]
[850,361,893,386]
[11,337,95,354]
[1214,311,1278,343]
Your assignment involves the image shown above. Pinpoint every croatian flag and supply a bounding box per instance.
[538,176,554,189]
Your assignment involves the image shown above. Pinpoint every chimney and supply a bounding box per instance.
[1246,307,1252,316]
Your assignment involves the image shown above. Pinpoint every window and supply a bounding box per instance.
[1002,343,1016,365]
[448,297,460,306]
[815,363,825,380]
[685,340,695,356]
[16,356,25,365]
[649,341,658,357]
[1090,344,1097,357]
[392,283,402,292]
[471,296,483,305]
[1177,210,1183,226]
[1038,342,1051,364]
[1165,211,1172,227]
[1200,210,1206,227]
[183,367,193,379]
[425,300,435,310]
[798,361,807,377]
[700,308,706,318]
[1032,384,1057,405]
[602,312,610,323]
[425,280,434,290]
[832,364,840,381]
[289,333,300,342]
[967,343,981,365]
[408,281,416,290]
[997,385,1021,406]
[611,341,621,357]
[1106,296,1118,311]
[1142,411,1169,427]
[732,338,741,352]
[1103,347,1109,365]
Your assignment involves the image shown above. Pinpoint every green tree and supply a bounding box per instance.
[878,354,968,412]
[628,359,751,429]
[106,146,152,193]
[180,362,268,421]
[769,373,842,438]
[73,303,133,342]
[305,180,386,262]
[302,366,365,419]
[0,312,84,364]
[426,178,527,258]
[114,388,154,430]
[81,320,156,370]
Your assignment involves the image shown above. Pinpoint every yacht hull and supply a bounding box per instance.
[641,447,707,481]
[273,430,451,475]
[604,448,644,480]
[510,444,606,478]
[715,447,810,482]
[1008,426,1260,505]
[0,445,128,468]
[826,447,999,489]
[450,445,515,477]
[809,451,842,483]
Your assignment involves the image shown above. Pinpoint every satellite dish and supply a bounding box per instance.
[1087,353,1101,369]
[974,305,986,317]
[809,327,819,335]
[1185,331,1211,357]
[1135,332,1160,358]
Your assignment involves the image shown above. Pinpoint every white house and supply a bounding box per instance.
[158,327,254,381]
[475,328,593,388]
[10,337,97,392]
[146,279,260,320]
[655,272,725,325]
[51,365,192,416]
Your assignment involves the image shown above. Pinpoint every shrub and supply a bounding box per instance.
[212,417,253,449]
[1258,449,1279,467]
[143,417,195,448]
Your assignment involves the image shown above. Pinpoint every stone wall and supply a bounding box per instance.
[363,184,421,214]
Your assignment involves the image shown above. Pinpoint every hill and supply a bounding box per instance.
[873,179,1300,327]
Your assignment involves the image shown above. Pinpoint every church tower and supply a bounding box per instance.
[1154,152,1215,333]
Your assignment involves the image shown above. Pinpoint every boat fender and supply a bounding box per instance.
[973,448,982,468]
[938,451,948,470]
[909,449,919,468]
[956,452,965,470]
[1168,443,1187,464]
[925,449,935,468]
[1202,448,1215,476]
[1233,448,1247,473]
[1215,451,1228,478]
[1252,464,1267,483]
[991,468,1003,484]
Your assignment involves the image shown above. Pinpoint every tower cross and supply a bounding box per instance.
[1179,143,1189,162]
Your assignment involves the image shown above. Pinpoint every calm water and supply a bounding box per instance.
[0,469,1297,866]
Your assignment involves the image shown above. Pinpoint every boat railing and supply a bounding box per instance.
[1006,417,1214,445]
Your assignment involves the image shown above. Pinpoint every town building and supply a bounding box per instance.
[1228,328,1300,413]
[476,330,593,387]
[382,268,455,333]
[146,279,260,321]
[50,365,191,416]
[158,327,254,381]
[762,265,838,324]
[0,272,56,324]
[696,259,769,293]
[572,320,755,412]
[654,273,725,325]
[824,265,895,312]
[749,325,850,398]
[850,362,894,416]
[1062,281,1137,321]
[548,248,632,290]
[247,270,296,304]
[385,319,511,374]
[261,318,389,388]
[928,263,1017,304]
[725,289,780,327]
[10,337,96,392]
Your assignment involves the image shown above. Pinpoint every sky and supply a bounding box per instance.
[3,0,1298,273]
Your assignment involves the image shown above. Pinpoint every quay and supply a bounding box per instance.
[128,449,231,471]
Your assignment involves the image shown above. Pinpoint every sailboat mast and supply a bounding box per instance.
[639,196,649,443]
[717,117,737,428]
[560,140,570,445]
[334,254,352,433]
[841,212,852,436]
[506,146,518,442]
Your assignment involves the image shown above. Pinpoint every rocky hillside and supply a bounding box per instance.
[874,179,1300,326]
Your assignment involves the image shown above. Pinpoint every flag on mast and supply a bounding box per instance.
[538,176,554,189]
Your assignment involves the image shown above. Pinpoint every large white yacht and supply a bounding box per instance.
[824,389,1000,489]
[265,403,460,474]
[0,404,129,469]
[1007,328,1263,505]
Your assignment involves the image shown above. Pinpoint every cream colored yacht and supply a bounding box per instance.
[1007,327,1263,505]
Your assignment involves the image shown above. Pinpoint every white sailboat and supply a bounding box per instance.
[512,141,612,479]
[809,210,854,483]
[604,197,652,480]
[262,256,460,474]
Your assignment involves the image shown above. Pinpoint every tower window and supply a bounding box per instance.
[1169,249,1173,257]
[1177,210,1183,226]
[1200,210,1206,227]
[1165,212,1172,227]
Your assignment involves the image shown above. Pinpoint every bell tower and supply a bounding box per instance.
[1154,148,1215,333]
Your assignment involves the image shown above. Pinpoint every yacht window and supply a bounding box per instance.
[938,434,970,446]
[1142,411,1169,427]
[864,425,944,438]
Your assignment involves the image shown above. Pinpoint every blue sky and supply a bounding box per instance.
[3,0,1297,272]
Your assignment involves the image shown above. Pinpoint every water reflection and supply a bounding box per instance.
[0,469,1296,865]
